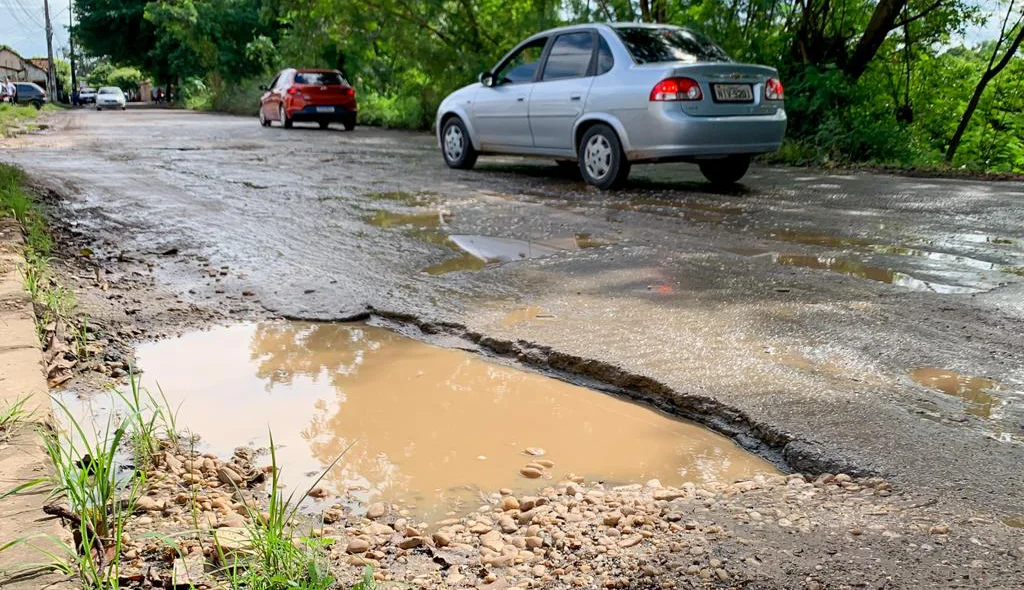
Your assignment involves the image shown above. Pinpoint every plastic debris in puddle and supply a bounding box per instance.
[910,367,1004,419]
[68,322,778,522]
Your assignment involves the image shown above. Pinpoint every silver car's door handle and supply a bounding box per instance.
[517,97,525,102]
[570,95,581,101]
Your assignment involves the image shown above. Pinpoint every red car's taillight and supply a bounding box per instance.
[343,87,355,97]
[765,77,784,101]
[287,87,298,95]
[650,77,702,101]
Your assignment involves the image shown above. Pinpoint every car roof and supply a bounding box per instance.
[295,68,341,73]
[99,86,122,91]
[526,21,683,39]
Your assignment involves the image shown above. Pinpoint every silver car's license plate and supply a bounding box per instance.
[316,106,335,113]
[712,84,753,102]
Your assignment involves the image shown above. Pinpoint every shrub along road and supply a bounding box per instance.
[1,108,1023,587]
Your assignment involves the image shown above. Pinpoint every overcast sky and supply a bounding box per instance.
[0,0,1011,61]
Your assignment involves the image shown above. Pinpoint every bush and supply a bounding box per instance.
[210,78,264,116]
[357,92,429,129]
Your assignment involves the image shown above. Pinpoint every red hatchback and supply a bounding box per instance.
[258,68,357,130]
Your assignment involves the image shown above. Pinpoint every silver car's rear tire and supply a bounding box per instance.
[699,156,751,185]
[441,117,478,170]
[578,124,630,190]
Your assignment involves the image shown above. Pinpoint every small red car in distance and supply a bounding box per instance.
[258,68,357,130]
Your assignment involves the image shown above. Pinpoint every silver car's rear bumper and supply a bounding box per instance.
[622,106,786,163]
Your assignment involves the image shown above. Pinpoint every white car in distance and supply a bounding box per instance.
[96,87,127,111]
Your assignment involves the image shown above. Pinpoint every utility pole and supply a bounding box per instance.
[43,0,57,102]
[69,0,78,98]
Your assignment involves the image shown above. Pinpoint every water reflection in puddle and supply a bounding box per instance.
[426,234,609,275]
[76,323,775,521]
[910,367,1003,419]
[731,249,985,293]
[364,210,445,229]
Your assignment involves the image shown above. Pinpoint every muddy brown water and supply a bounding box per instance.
[67,322,776,522]
[910,367,1003,419]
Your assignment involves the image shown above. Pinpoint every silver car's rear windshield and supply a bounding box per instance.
[614,27,731,64]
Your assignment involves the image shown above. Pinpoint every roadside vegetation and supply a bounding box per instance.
[0,164,79,347]
[70,0,1024,175]
[0,103,58,136]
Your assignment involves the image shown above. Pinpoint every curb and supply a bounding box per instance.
[0,217,75,589]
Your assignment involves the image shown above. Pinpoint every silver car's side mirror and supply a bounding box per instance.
[479,72,495,87]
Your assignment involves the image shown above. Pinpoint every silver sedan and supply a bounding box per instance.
[436,23,786,189]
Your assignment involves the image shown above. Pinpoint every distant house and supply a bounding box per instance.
[0,46,27,80]
[0,47,46,85]
[26,58,49,85]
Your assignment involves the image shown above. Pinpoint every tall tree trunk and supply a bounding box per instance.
[946,25,1024,162]
[843,0,907,79]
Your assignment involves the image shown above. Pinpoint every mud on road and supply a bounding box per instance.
[3,108,1024,588]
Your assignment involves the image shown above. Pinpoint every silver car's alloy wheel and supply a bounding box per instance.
[584,135,612,180]
[444,124,465,163]
[259,109,266,126]
[279,105,285,125]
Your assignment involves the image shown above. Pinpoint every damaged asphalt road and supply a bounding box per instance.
[4,109,1024,522]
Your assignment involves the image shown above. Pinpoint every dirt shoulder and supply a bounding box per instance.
[0,217,75,590]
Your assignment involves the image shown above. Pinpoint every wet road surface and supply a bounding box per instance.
[4,109,1023,518]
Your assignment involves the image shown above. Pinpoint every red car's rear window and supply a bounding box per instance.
[295,72,346,85]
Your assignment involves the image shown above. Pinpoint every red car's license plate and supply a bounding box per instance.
[316,106,335,113]
[712,84,753,102]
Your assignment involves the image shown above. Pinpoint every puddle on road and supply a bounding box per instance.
[767,230,874,249]
[365,191,438,206]
[501,306,556,327]
[732,249,985,293]
[610,197,744,223]
[775,254,896,284]
[74,322,776,522]
[365,210,445,229]
[910,367,1004,419]
[425,234,608,275]
[423,253,487,275]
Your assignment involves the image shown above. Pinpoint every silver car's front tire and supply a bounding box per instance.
[441,117,478,170]
[578,124,630,189]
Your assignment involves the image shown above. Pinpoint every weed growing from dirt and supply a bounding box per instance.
[0,397,32,442]
[216,431,351,590]
[40,397,144,588]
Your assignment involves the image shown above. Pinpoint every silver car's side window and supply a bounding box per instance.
[597,36,614,75]
[494,38,548,85]
[541,32,595,81]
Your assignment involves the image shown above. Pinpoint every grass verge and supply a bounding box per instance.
[0,103,59,137]
[0,163,79,344]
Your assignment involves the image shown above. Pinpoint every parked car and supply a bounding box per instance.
[79,87,97,104]
[95,86,127,110]
[258,69,357,130]
[435,23,786,188]
[14,82,46,109]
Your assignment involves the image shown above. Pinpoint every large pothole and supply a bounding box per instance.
[62,321,777,522]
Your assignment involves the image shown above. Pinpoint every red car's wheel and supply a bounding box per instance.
[279,104,292,129]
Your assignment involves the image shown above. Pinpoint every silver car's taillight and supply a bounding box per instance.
[650,77,703,101]
[765,78,784,101]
